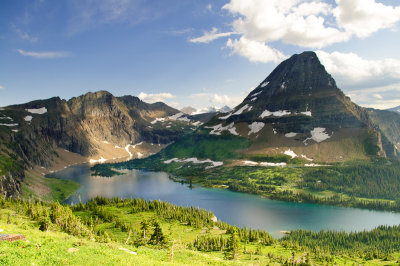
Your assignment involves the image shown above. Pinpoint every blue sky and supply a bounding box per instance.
[1,0,400,110]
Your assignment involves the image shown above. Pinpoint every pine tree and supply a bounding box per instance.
[150,221,166,246]
[140,219,149,239]
[230,227,240,260]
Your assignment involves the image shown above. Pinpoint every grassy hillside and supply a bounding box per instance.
[2,196,400,265]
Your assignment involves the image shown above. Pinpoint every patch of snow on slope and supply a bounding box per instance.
[260,110,291,118]
[26,107,47,114]
[89,157,107,164]
[0,123,18,127]
[169,112,184,120]
[273,128,277,134]
[251,91,262,97]
[233,104,249,115]
[280,82,286,89]
[163,157,223,169]
[205,123,237,136]
[301,155,313,161]
[125,144,134,158]
[244,161,258,166]
[260,162,287,167]
[0,116,12,120]
[251,97,257,102]
[285,132,297,138]
[284,149,297,159]
[219,112,232,119]
[132,142,143,149]
[24,116,33,122]
[177,116,191,122]
[137,152,143,158]
[304,127,331,143]
[115,145,121,148]
[301,111,312,117]
[12,129,18,133]
[248,122,265,135]
[192,121,203,126]
[261,81,269,87]
[304,163,326,167]
[103,141,110,144]
[151,118,165,124]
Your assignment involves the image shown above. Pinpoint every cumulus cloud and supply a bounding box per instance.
[16,49,70,59]
[226,37,287,63]
[334,0,400,38]
[192,0,400,65]
[137,92,176,103]
[316,50,400,85]
[189,27,235,43]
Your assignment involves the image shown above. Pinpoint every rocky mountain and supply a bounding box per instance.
[0,91,201,197]
[158,51,399,164]
[387,105,400,114]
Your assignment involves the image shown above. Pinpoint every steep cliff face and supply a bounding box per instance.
[170,52,398,163]
[0,91,201,196]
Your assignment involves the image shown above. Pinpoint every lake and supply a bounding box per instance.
[49,164,400,238]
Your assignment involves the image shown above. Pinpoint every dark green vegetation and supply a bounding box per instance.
[2,196,400,265]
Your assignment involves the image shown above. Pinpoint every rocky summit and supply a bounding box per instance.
[197,51,399,162]
[0,91,202,197]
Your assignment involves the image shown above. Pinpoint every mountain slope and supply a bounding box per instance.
[156,51,397,164]
[0,91,201,197]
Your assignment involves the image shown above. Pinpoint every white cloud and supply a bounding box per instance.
[316,50,400,85]
[0,85,4,90]
[16,49,70,59]
[345,83,400,109]
[137,92,176,103]
[223,0,350,49]
[189,92,245,108]
[226,37,287,63]
[334,0,400,38]
[189,27,235,43]
[206,4,212,11]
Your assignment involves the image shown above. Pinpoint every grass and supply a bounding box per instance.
[1,198,400,265]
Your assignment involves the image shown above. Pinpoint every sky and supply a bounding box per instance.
[1,0,400,110]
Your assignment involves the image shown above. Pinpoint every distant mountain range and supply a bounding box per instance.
[1,51,400,198]
[387,105,400,114]
[0,91,204,197]
[181,105,232,115]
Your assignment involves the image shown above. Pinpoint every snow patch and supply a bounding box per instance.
[0,116,12,120]
[26,107,47,114]
[0,123,18,127]
[192,121,203,126]
[280,82,286,89]
[261,81,269,87]
[125,144,134,158]
[151,118,165,124]
[233,104,249,115]
[260,162,287,167]
[260,110,291,118]
[304,127,331,144]
[219,112,232,120]
[301,111,312,117]
[244,160,259,166]
[168,112,185,120]
[301,155,313,161]
[137,152,143,158]
[250,97,257,102]
[251,91,262,97]
[205,123,238,136]
[273,128,277,134]
[103,141,110,144]
[304,163,326,167]
[89,157,107,164]
[114,145,121,149]
[248,122,265,135]
[12,129,18,133]
[285,132,297,138]
[24,116,33,122]
[163,157,223,169]
[284,149,297,159]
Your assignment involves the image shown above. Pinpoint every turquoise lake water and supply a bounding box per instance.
[50,164,400,238]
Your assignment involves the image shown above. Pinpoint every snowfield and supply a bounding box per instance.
[163,157,223,169]
[304,127,331,144]
[89,157,107,164]
[24,116,33,122]
[284,149,297,159]
[242,160,287,167]
[205,123,238,136]
[233,104,249,115]
[26,107,47,114]
[300,111,312,116]
[260,109,291,118]
[0,123,18,127]
[251,97,257,102]
[261,81,269,87]
[248,122,265,135]
[219,112,232,120]
[285,132,297,138]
